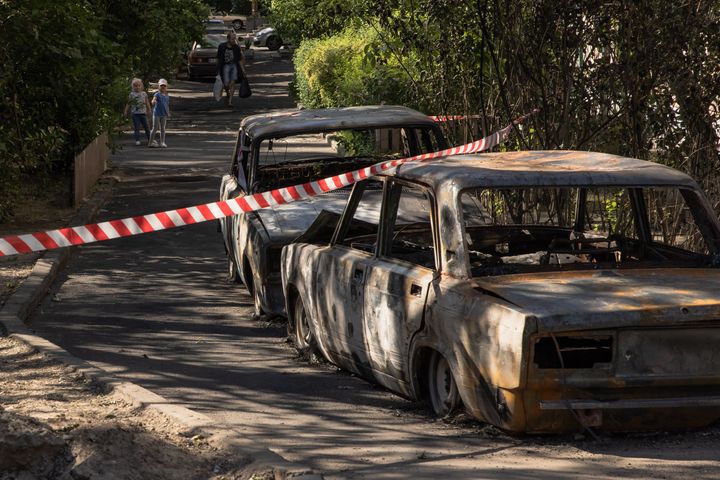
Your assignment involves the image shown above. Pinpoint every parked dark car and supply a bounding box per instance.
[187,34,227,80]
[218,106,447,317]
[281,150,720,433]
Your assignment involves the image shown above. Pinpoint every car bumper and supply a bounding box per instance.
[518,385,720,432]
[188,64,217,77]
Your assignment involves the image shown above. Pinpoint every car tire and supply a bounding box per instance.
[227,254,242,283]
[291,294,317,356]
[427,350,460,417]
[266,36,282,51]
[243,257,264,317]
[232,19,243,30]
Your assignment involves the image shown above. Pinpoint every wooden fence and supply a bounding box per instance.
[73,133,108,206]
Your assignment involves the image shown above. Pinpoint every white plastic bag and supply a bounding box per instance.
[213,75,223,102]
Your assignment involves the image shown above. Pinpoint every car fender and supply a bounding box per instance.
[282,243,333,360]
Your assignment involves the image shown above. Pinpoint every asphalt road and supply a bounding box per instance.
[27,49,720,479]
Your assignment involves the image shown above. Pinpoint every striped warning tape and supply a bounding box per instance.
[0,111,536,258]
[429,115,482,121]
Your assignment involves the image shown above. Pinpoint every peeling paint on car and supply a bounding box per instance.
[283,150,720,433]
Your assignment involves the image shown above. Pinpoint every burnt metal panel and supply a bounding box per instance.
[474,268,720,332]
[240,105,439,140]
[396,151,699,191]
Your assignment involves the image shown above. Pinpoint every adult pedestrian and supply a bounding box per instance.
[217,31,245,106]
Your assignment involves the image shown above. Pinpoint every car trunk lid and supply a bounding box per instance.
[474,268,720,333]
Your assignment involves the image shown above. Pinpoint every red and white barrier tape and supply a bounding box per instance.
[0,111,536,258]
[430,115,481,121]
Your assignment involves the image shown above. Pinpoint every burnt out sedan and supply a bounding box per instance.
[281,150,720,433]
[219,106,446,317]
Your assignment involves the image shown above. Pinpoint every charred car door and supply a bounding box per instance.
[316,180,384,371]
[219,130,251,267]
[362,180,439,393]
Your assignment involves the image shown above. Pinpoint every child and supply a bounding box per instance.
[148,78,170,148]
[123,78,152,146]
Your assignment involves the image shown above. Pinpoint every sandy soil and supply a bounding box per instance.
[0,336,253,480]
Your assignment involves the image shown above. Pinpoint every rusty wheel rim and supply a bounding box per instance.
[428,352,459,416]
[294,296,311,349]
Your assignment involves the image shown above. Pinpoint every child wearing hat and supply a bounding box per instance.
[149,78,170,148]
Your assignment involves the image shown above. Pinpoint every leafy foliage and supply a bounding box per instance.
[290,0,720,213]
[0,0,206,221]
[293,24,413,108]
[269,0,366,44]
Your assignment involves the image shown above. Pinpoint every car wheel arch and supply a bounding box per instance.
[409,339,457,400]
[409,337,504,423]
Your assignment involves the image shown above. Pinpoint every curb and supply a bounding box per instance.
[0,174,323,480]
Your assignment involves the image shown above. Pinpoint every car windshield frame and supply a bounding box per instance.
[242,124,445,194]
[457,183,720,278]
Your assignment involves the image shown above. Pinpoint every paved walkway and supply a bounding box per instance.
[27,50,720,479]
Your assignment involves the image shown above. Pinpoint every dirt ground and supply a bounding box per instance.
[0,176,85,308]
[0,336,255,480]
[0,262,34,308]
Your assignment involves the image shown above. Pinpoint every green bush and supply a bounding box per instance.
[293,25,415,109]
[0,0,206,221]
[270,0,365,45]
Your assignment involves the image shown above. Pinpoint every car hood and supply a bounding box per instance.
[255,193,349,240]
[474,268,720,332]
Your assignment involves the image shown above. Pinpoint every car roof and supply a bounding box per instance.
[240,106,438,140]
[394,150,698,190]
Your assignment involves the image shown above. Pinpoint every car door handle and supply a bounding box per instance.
[410,283,422,297]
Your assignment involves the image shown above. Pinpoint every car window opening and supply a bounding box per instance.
[384,185,436,269]
[461,186,713,277]
[337,180,384,254]
[253,128,429,193]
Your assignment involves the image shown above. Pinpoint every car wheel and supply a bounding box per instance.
[227,254,241,283]
[291,294,317,355]
[232,19,243,30]
[427,350,460,417]
[243,257,264,317]
[266,36,282,51]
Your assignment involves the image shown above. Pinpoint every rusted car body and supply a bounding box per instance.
[281,150,720,433]
[218,106,447,316]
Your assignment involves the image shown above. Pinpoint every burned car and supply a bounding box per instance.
[281,150,720,433]
[219,106,447,316]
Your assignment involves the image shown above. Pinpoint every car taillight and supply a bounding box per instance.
[533,335,613,369]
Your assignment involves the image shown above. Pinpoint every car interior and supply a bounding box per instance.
[461,186,715,277]
[250,127,442,192]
